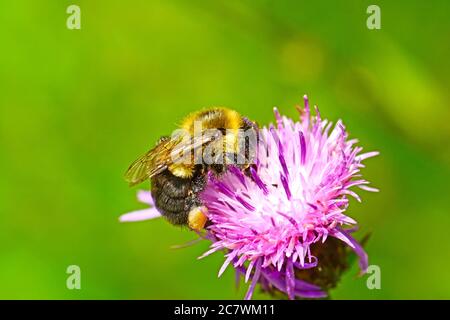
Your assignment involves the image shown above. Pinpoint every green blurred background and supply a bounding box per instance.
[0,0,449,299]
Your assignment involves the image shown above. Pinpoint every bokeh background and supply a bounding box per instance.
[0,0,449,299]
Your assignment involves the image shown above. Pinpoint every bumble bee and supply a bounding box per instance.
[125,108,258,231]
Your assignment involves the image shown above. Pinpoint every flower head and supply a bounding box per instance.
[199,95,378,299]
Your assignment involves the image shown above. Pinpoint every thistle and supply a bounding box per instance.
[121,96,378,299]
[199,96,378,299]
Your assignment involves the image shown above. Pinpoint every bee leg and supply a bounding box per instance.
[187,206,208,231]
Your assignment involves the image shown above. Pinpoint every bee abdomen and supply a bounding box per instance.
[150,170,193,226]
[152,171,190,198]
[150,167,207,227]
[154,191,186,213]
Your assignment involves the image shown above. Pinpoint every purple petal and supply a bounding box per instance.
[358,185,379,192]
[286,260,295,300]
[356,151,379,161]
[335,228,369,274]
[245,259,256,283]
[249,167,269,195]
[295,288,328,299]
[215,181,235,198]
[245,259,262,300]
[280,174,291,200]
[137,190,154,205]
[261,267,327,299]
[218,252,238,277]
[236,196,255,211]
[293,256,318,269]
[303,95,310,116]
[299,131,306,165]
[278,153,289,178]
[229,165,246,187]
[273,107,283,129]
[119,208,161,222]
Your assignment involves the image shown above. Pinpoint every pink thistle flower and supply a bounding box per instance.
[199,95,378,299]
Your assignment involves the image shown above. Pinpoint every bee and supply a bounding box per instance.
[125,108,258,231]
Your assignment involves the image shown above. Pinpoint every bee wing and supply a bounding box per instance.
[125,138,179,186]
[125,130,221,186]
[124,152,161,187]
[170,129,221,163]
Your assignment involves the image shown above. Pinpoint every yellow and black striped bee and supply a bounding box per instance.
[125,108,258,231]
